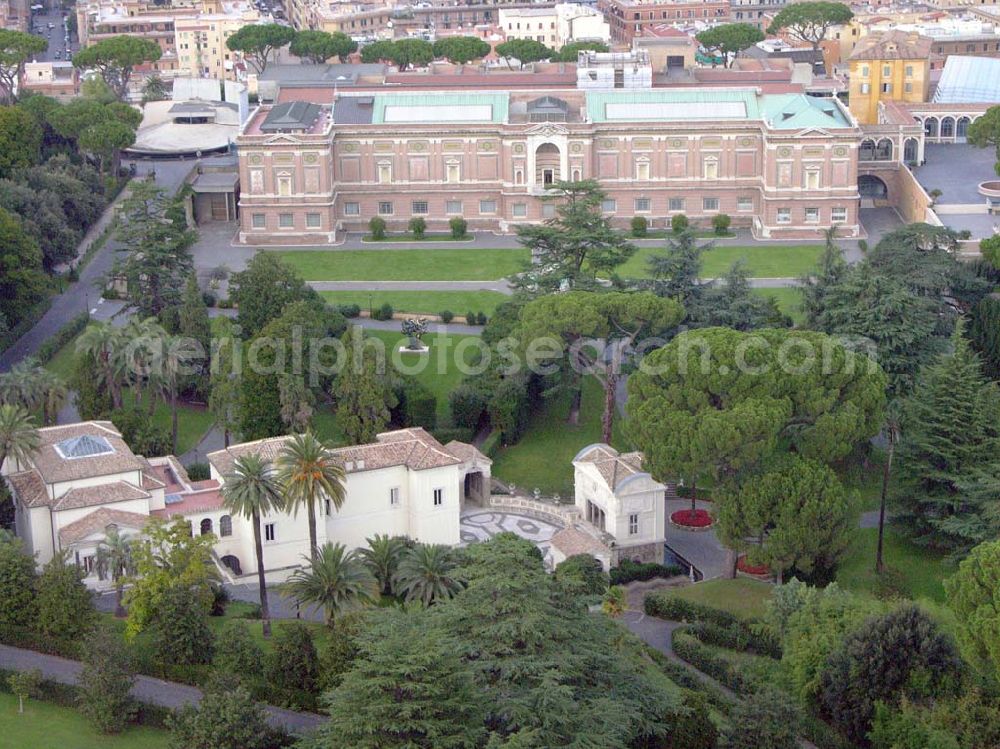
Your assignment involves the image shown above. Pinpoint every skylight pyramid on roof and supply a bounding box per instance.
[55,435,114,459]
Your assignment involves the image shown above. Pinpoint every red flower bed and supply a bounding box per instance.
[670,509,713,528]
[737,556,770,576]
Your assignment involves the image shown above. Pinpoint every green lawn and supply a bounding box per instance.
[320,290,508,318]
[43,327,214,456]
[836,527,953,603]
[273,249,529,281]
[616,244,823,279]
[752,287,805,326]
[492,377,626,498]
[658,579,774,621]
[0,693,170,749]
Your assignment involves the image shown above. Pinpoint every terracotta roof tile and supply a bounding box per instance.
[58,507,152,547]
[5,470,48,508]
[30,422,143,484]
[551,526,610,558]
[52,481,150,511]
[152,484,225,517]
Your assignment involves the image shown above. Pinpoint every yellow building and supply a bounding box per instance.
[174,0,264,80]
[848,30,931,125]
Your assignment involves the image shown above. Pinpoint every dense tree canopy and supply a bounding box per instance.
[0,30,47,104]
[0,106,40,177]
[432,36,491,64]
[72,36,162,100]
[289,30,357,63]
[229,252,325,338]
[225,24,295,75]
[696,23,765,67]
[627,327,886,488]
[0,206,47,328]
[495,38,552,67]
[968,105,1000,176]
[945,539,1000,679]
[552,41,608,62]
[767,2,853,54]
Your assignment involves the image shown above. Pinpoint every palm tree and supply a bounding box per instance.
[359,534,407,596]
[37,369,67,427]
[0,359,41,413]
[150,332,188,454]
[284,542,376,626]
[393,544,463,606]
[77,323,124,409]
[276,432,345,560]
[95,527,136,618]
[0,404,39,473]
[221,453,285,638]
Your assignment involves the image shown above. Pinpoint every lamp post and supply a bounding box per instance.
[368,293,373,319]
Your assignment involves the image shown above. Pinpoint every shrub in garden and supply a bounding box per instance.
[449,216,467,239]
[712,213,731,235]
[0,531,37,627]
[408,216,427,239]
[671,213,689,233]
[465,310,476,324]
[151,584,215,666]
[667,691,718,749]
[318,610,366,692]
[475,311,487,325]
[267,623,320,709]
[372,303,394,321]
[982,234,1000,269]
[631,215,648,237]
[449,384,488,429]
[36,551,94,640]
[78,626,137,734]
[168,673,276,749]
[8,669,41,714]
[440,309,454,323]
[644,592,742,628]
[719,688,801,749]
[610,559,685,585]
[201,291,216,308]
[554,554,609,597]
[334,303,361,318]
[214,620,263,680]
[368,216,386,240]
[393,377,436,429]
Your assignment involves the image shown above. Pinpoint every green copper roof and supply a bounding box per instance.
[371,93,509,124]
[586,89,761,123]
[759,94,852,129]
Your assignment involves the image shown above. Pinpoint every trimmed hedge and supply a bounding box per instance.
[644,593,743,628]
[609,559,684,585]
[645,647,733,712]
[36,312,89,364]
[0,624,82,660]
[671,630,757,694]
[687,621,782,660]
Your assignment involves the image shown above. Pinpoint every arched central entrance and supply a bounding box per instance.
[535,143,561,186]
[859,174,888,205]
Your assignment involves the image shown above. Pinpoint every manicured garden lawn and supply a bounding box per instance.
[319,290,508,317]
[492,377,627,498]
[836,527,952,603]
[660,579,774,621]
[44,325,90,381]
[752,287,805,325]
[0,693,170,749]
[272,248,529,281]
[615,244,823,279]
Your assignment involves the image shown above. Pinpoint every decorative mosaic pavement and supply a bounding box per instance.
[460,509,563,568]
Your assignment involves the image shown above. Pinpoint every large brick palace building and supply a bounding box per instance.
[235,53,863,243]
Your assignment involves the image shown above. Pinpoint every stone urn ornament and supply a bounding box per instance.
[401,317,428,352]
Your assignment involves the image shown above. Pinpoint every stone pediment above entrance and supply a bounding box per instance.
[262,133,302,146]
[796,127,833,138]
[525,123,569,137]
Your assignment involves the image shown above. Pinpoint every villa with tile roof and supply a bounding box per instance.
[2,421,490,587]
[570,443,666,567]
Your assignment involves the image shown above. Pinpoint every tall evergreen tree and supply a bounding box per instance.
[178,273,210,353]
[332,330,396,444]
[800,228,849,328]
[644,229,712,310]
[969,294,1000,381]
[896,323,1000,551]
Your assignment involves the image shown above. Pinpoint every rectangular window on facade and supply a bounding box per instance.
[628,513,639,536]
[669,197,685,211]
[542,203,556,219]
[264,523,276,542]
[277,176,291,196]
[881,82,892,93]
[904,82,912,93]
[832,207,847,223]
[861,65,869,77]
[279,213,293,228]
[512,203,527,217]
[306,213,321,228]
[479,200,497,214]
[805,207,820,223]
[433,488,443,506]
[861,83,870,94]
[324,499,331,516]
[703,159,719,179]
[636,161,650,180]
[344,202,360,216]
[703,197,719,211]
[446,163,460,183]
[390,487,400,506]
[377,163,392,184]
[777,208,791,224]
[378,201,393,215]
[601,199,616,213]
[882,64,891,76]
[412,201,429,215]
[634,197,651,212]
[905,65,913,77]
[446,200,462,214]
[252,213,265,228]
[737,197,753,212]
[805,170,820,189]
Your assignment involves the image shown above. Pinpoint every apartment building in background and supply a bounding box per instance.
[598,0,730,44]
[848,30,932,124]
[499,4,611,48]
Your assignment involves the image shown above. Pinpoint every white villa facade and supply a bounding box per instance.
[2,421,491,587]
[568,443,666,567]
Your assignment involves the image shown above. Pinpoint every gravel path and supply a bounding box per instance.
[0,643,324,736]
